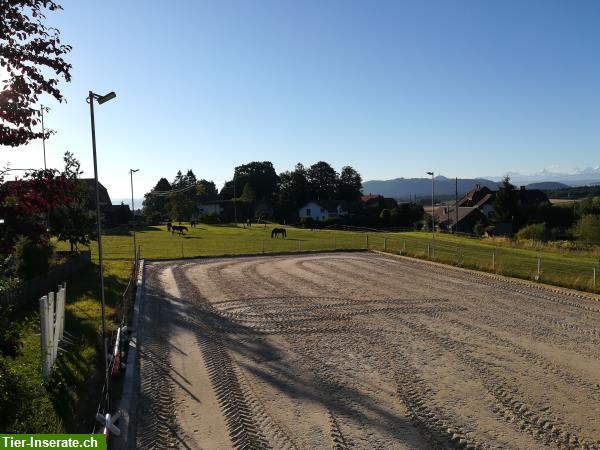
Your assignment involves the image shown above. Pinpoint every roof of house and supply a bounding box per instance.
[457,185,495,208]
[433,206,486,226]
[361,194,381,203]
[79,178,112,207]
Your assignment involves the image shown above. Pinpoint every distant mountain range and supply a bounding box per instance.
[484,166,600,187]
[361,177,575,199]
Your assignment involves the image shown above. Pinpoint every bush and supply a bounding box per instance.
[14,236,54,280]
[473,221,485,236]
[574,214,600,245]
[300,217,315,228]
[0,304,22,358]
[516,223,550,242]
[200,213,220,224]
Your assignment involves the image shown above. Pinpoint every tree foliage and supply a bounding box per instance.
[574,214,600,245]
[0,0,72,147]
[494,176,517,223]
[49,153,95,252]
[337,166,362,201]
[0,168,75,253]
[234,162,279,201]
[307,161,338,200]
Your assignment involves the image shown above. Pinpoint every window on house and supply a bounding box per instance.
[306,208,311,216]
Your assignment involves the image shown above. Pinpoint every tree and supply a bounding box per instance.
[494,176,517,223]
[142,178,171,222]
[49,152,95,252]
[0,168,75,253]
[239,183,256,203]
[234,162,279,201]
[196,179,218,201]
[168,192,195,222]
[276,163,311,221]
[307,161,338,200]
[574,214,600,245]
[1,0,72,147]
[337,166,362,201]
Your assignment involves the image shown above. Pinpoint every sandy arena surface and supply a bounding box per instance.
[131,252,600,450]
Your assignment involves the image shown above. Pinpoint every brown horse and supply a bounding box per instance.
[271,228,286,238]
[171,225,188,235]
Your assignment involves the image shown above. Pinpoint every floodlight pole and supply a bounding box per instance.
[427,171,435,241]
[41,105,47,170]
[88,90,115,407]
[130,169,139,261]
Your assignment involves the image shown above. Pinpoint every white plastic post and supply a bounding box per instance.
[427,244,430,258]
[384,237,387,251]
[492,251,496,270]
[593,267,596,289]
[48,291,56,363]
[39,295,49,378]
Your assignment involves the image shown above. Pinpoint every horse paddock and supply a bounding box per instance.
[131,252,600,449]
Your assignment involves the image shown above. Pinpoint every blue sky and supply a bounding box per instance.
[1,0,599,199]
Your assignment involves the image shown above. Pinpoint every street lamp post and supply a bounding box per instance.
[40,105,47,170]
[427,171,435,241]
[130,169,139,261]
[87,90,116,404]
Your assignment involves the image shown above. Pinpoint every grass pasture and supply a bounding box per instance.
[55,223,600,293]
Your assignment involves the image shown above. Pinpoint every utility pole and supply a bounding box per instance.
[427,172,435,241]
[455,177,459,234]
[233,176,237,225]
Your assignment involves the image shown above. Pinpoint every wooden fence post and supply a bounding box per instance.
[384,237,387,251]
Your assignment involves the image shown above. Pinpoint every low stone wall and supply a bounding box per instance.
[1,251,91,309]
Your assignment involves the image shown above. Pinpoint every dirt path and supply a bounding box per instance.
[133,252,600,449]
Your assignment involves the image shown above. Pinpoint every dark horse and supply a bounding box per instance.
[190,220,197,228]
[171,225,188,235]
[271,228,286,238]
[166,222,172,232]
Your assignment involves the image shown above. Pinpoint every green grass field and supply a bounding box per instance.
[55,223,600,294]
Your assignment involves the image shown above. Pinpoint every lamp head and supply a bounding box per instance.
[426,171,434,176]
[130,169,140,173]
[97,92,116,104]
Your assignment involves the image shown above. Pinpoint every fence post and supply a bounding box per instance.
[48,291,56,364]
[39,295,49,378]
[593,267,596,290]
[427,244,430,259]
[365,234,369,249]
[537,257,541,280]
[384,237,387,252]
[492,251,495,270]
[403,239,406,253]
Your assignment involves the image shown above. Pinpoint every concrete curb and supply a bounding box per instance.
[112,259,145,450]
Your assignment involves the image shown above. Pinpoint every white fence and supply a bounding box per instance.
[39,282,67,378]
